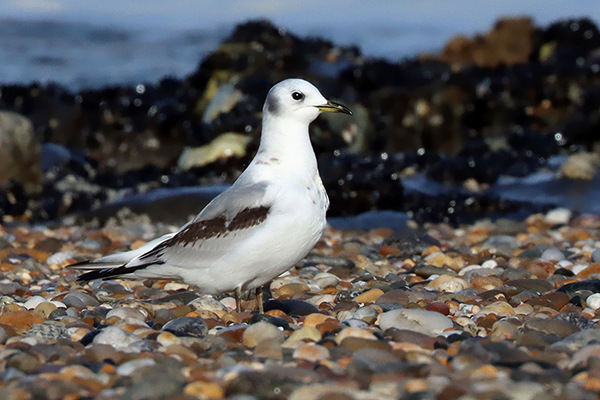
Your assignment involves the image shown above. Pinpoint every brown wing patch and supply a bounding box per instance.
[139,206,270,260]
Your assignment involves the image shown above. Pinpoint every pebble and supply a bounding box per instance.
[286,326,322,343]
[28,323,70,341]
[62,291,100,309]
[243,321,285,348]
[92,326,146,352]
[293,343,330,363]
[353,288,383,303]
[379,309,453,336]
[106,307,147,321]
[162,316,208,338]
[335,327,378,344]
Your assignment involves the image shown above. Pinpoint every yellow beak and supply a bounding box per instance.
[316,100,353,116]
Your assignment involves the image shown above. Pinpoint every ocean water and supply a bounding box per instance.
[0,0,598,89]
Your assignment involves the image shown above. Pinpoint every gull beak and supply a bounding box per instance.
[316,100,353,116]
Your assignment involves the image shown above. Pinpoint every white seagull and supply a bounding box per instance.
[70,78,352,313]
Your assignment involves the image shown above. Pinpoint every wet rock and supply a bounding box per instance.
[178,133,251,169]
[551,329,600,352]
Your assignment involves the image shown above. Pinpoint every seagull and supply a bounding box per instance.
[69,78,352,313]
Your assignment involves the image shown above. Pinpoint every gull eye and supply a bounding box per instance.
[291,91,305,101]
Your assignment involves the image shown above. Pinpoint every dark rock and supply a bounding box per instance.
[263,299,318,316]
[504,279,553,294]
[557,280,600,296]
[382,231,440,255]
[62,291,100,309]
[248,314,291,331]
[161,316,208,338]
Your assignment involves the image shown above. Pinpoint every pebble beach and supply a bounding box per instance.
[1,9,600,400]
[0,210,600,399]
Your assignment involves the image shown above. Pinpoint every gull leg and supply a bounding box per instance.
[258,288,264,314]
[235,286,243,313]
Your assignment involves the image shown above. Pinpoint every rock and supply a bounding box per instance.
[585,293,600,309]
[105,307,147,321]
[28,323,70,341]
[436,17,533,68]
[162,316,208,338]
[177,133,252,169]
[93,326,148,352]
[248,314,291,331]
[524,318,579,340]
[381,231,440,255]
[593,248,600,263]
[335,327,378,344]
[540,248,565,262]
[353,288,383,303]
[293,343,330,362]
[551,329,600,352]
[504,279,554,294]
[379,309,453,336]
[544,208,572,225]
[286,326,322,343]
[0,310,45,330]
[62,291,100,309]
[557,280,600,296]
[243,321,285,348]
[0,111,41,193]
[5,352,41,373]
[559,152,600,180]
[201,82,244,124]
[263,299,318,316]
[375,289,409,306]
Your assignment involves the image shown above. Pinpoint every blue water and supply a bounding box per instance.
[0,0,598,89]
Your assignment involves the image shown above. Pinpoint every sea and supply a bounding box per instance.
[0,0,598,90]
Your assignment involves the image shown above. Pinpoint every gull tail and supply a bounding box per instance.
[67,232,175,282]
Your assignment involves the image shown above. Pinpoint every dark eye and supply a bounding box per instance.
[291,91,304,101]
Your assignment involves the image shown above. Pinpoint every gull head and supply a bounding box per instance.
[263,78,352,124]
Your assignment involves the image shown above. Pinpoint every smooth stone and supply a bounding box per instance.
[340,318,369,329]
[303,313,331,328]
[353,289,383,303]
[48,308,68,320]
[300,254,355,270]
[557,280,600,296]
[382,231,440,255]
[286,326,322,343]
[248,314,291,331]
[429,276,471,292]
[150,291,199,305]
[0,326,7,344]
[375,289,409,306]
[0,283,21,295]
[353,306,380,321]
[504,279,553,294]
[93,326,148,353]
[490,320,519,341]
[243,321,285,348]
[5,352,41,373]
[481,235,520,251]
[28,323,70,341]
[592,248,600,263]
[293,343,330,362]
[550,329,600,351]
[586,293,600,309]
[254,338,283,359]
[526,292,570,310]
[379,309,453,336]
[478,301,516,317]
[313,273,339,289]
[62,292,100,309]
[414,265,456,278]
[34,302,57,318]
[188,296,228,313]
[524,318,580,338]
[334,327,378,344]
[162,317,208,338]
[116,358,157,376]
[263,299,318,316]
[384,328,437,348]
[0,310,45,330]
[275,283,310,298]
[340,337,392,352]
[106,307,147,321]
[540,248,565,262]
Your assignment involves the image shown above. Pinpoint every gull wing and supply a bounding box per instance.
[76,182,271,281]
